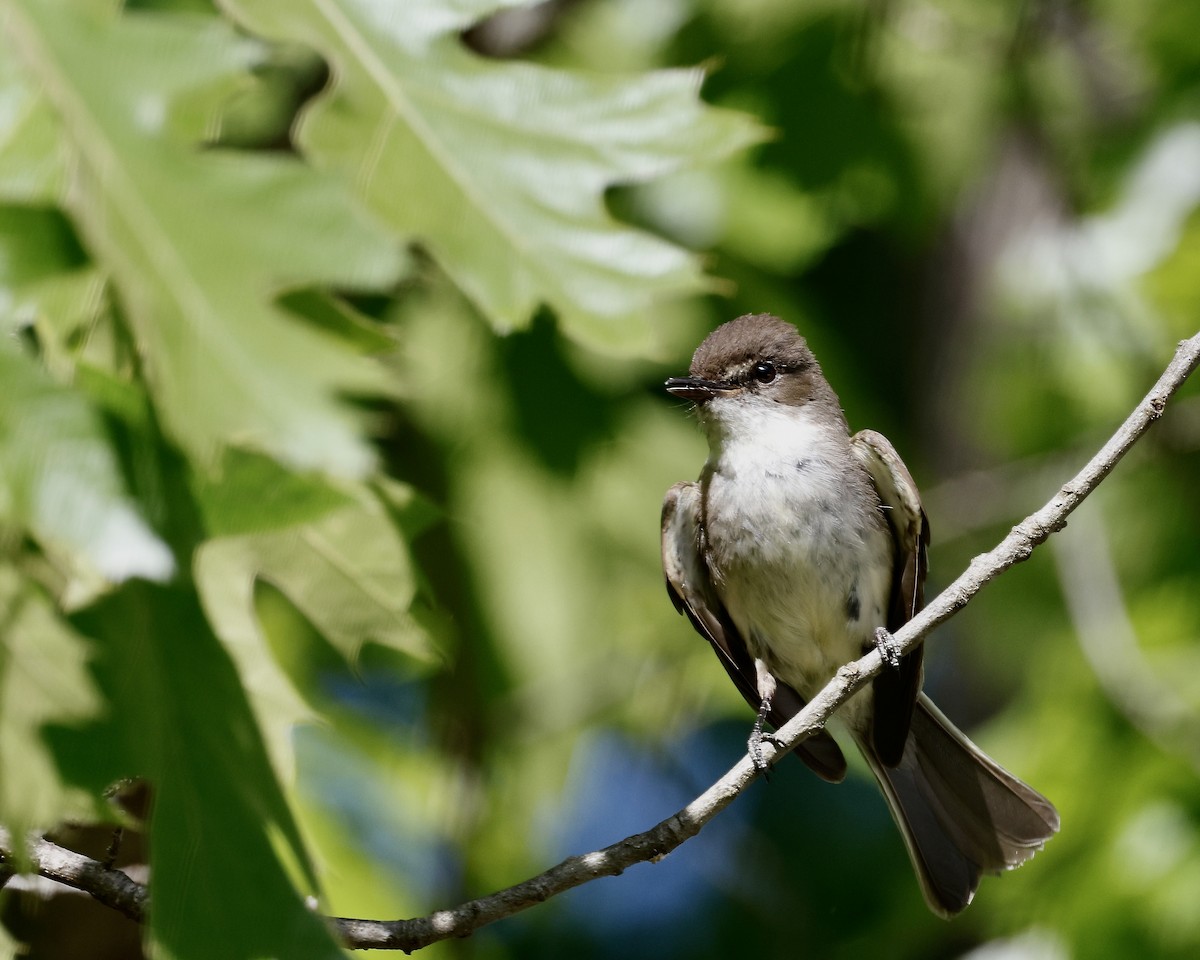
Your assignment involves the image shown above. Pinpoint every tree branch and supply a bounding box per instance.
[3,333,1198,952]
[0,834,148,923]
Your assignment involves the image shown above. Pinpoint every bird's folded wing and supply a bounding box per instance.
[849,430,930,766]
[661,480,847,782]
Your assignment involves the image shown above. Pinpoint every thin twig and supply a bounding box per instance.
[3,334,1198,952]
[0,835,148,923]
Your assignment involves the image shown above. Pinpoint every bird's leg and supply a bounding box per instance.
[750,697,772,771]
[874,626,902,669]
[103,826,124,869]
[749,659,783,773]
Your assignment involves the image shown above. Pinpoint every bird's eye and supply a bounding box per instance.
[751,361,777,384]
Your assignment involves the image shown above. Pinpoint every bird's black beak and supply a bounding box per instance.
[664,376,731,402]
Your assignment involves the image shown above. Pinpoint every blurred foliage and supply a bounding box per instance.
[1,1,1199,959]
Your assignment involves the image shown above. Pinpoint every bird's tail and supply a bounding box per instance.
[857,694,1060,917]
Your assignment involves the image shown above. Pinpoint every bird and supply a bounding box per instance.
[660,312,1059,917]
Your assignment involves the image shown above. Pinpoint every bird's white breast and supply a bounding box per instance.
[700,399,892,711]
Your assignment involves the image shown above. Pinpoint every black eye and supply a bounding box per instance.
[751,361,777,384]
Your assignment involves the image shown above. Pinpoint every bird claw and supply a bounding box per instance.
[749,696,781,774]
[874,626,902,669]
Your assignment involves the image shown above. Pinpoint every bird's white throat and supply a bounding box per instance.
[699,395,892,712]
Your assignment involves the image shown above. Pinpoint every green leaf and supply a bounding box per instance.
[59,581,343,960]
[3,1,408,476]
[0,339,174,587]
[194,483,437,771]
[198,484,435,665]
[0,205,105,353]
[220,0,765,351]
[191,446,356,538]
[278,289,399,356]
[0,33,65,203]
[0,565,102,838]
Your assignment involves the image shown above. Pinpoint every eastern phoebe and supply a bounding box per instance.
[661,313,1059,916]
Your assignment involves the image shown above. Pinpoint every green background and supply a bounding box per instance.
[2,1,1199,957]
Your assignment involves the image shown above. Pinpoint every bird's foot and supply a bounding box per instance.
[748,696,783,775]
[874,626,902,669]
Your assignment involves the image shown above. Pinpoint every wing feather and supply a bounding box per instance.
[850,430,930,767]
[662,481,847,782]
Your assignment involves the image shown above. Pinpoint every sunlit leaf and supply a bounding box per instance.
[4,1,407,476]
[0,339,174,586]
[195,482,437,773]
[191,446,355,538]
[220,0,765,351]
[0,33,65,203]
[198,484,434,665]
